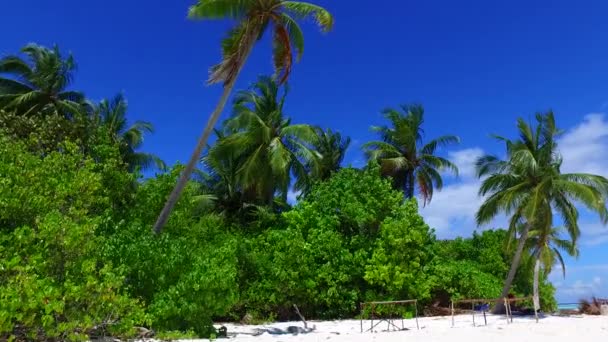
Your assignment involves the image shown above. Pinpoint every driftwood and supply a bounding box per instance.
[249,304,315,336]
[293,304,309,329]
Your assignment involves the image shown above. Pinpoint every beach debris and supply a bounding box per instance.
[218,325,228,338]
[248,304,316,336]
[136,326,155,338]
[241,313,254,324]
[579,297,608,315]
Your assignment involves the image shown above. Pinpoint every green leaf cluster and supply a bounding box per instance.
[0,137,143,341]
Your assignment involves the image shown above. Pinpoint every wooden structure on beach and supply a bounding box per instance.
[359,299,419,333]
[450,296,539,327]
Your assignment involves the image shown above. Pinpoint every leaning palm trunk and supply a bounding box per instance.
[533,258,541,312]
[152,37,257,234]
[493,223,530,314]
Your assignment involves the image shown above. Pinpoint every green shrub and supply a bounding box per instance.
[239,166,436,319]
[364,199,436,301]
[105,169,240,336]
[0,137,143,341]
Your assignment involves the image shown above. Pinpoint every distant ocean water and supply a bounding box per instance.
[557,303,579,310]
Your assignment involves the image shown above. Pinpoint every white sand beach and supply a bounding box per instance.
[172,314,608,342]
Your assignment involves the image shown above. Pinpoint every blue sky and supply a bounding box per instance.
[2,0,608,302]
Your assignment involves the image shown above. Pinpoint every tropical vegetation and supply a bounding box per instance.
[153,0,335,234]
[363,104,459,205]
[475,112,608,312]
[1,3,608,341]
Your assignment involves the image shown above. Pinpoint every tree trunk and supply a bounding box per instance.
[492,223,530,314]
[533,257,540,312]
[152,42,256,235]
[405,171,415,199]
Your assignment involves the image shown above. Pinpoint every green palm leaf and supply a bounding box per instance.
[188,0,253,19]
[363,103,459,202]
[282,1,334,32]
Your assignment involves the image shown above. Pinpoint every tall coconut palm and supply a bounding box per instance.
[363,104,459,205]
[525,225,579,311]
[208,76,318,205]
[94,93,165,172]
[476,111,608,313]
[153,0,334,234]
[0,44,84,117]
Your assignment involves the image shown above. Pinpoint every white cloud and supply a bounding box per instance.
[556,277,603,298]
[420,181,484,238]
[575,264,608,272]
[421,148,493,238]
[448,148,484,179]
[549,261,608,280]
[559,113,608,178]
[558,114,608,246]
[577,221,608,246]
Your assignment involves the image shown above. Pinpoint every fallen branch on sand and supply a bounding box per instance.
[245,304,316,337]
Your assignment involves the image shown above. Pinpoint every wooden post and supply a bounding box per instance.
[504,298,510,324]
[451,301,455,327]
[371,303,375,333]
[415,300,420,330]
[471,302,476,327]
[505,299,513,323]
[483,306,487,326]
[360,303,363,333]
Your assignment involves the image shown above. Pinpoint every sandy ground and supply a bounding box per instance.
[173,314,608,342]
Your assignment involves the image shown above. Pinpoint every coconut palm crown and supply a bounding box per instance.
[0,44,84,117]
[94,93,165,172]
[363,104,459,205]
[208,76,318,204]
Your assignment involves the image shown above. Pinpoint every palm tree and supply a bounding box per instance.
[94,93,165,172]
[525,225,578,311]
[310,127,351,181]
[0,44,84,117]
[199,129,248,216]
[208,76,318,205]
[476,111,608,313]
[153,0,334,234]
[363,104,459,205]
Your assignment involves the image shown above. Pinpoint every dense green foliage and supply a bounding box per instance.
[0,137,144,341]
[433,230,557,311]
[239,166,435,320]
[105,170,240,336]
[3,38,602,340]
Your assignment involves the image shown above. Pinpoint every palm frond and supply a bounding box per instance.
[280,13,305,60]
[282,1,334,32]
[188,0,253,20]
[0,78,32,95]
[272,22,293,84]
[0,55,33,80]
[421,135,460,155]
